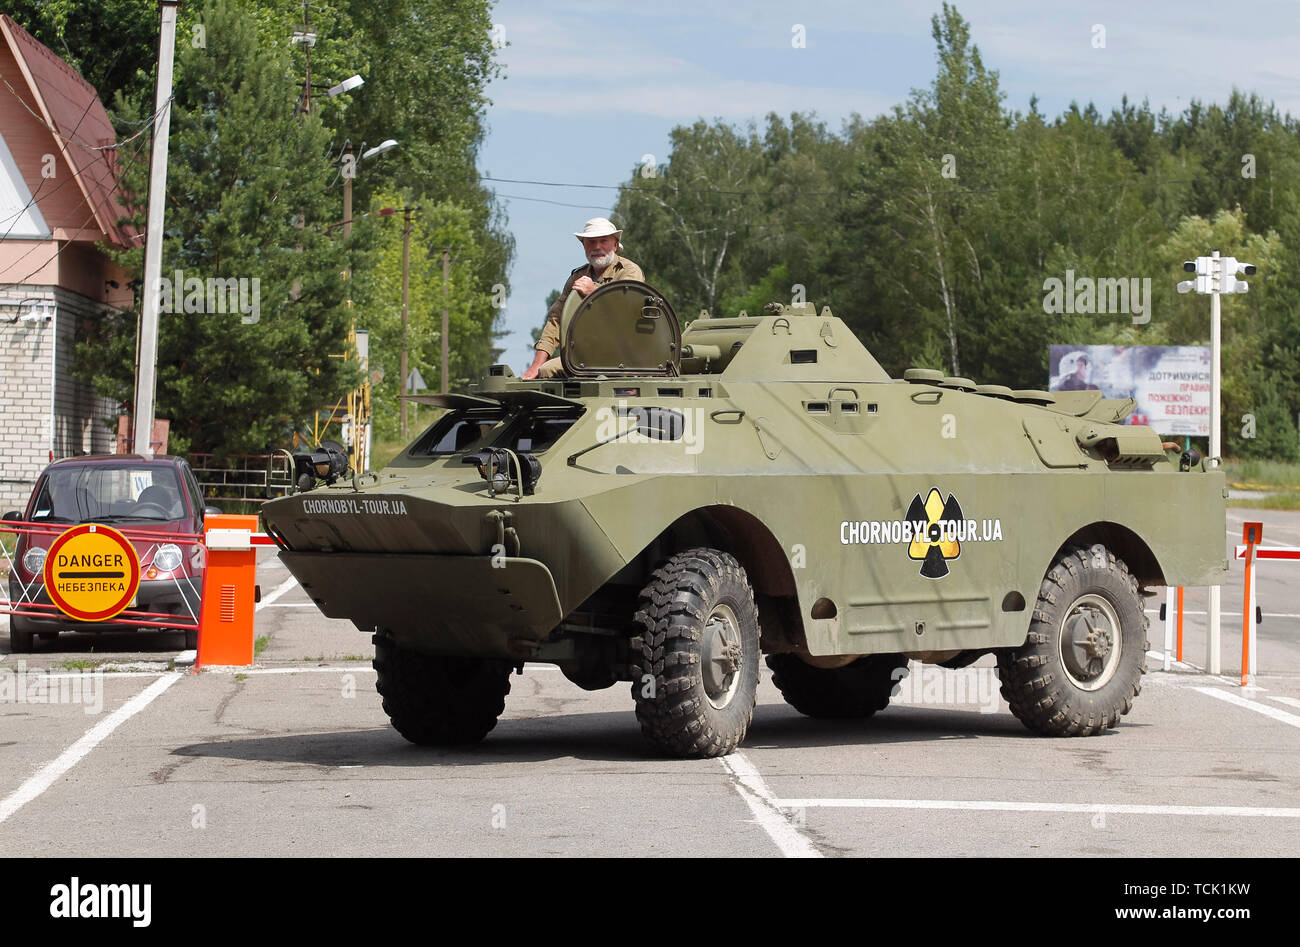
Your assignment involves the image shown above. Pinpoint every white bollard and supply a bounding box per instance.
[1163,586,1175,671]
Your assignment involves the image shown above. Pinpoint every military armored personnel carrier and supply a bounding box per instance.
[261,282,1227,758]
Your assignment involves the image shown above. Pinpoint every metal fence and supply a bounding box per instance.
[189,452,294,506]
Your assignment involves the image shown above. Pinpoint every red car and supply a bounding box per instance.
[4,455,215,652]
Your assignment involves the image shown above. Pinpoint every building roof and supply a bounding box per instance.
[0,14,133,247]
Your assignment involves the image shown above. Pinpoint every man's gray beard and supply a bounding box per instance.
[588,251,615,268]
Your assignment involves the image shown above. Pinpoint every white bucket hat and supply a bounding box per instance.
[574,217,622,248]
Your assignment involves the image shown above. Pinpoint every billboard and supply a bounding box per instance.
[1048,345,1211,436]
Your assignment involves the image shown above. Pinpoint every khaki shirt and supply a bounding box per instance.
[536,254,644,356]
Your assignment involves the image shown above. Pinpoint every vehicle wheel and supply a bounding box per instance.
[766,653,909,719]
[8,624,34,653]
[36,631,59,647]
[997,544,1148,737]
[629,548,760,758]
[371,630,512,746]
[184,627,199,650]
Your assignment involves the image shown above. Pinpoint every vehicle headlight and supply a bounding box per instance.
[23,546,47,574]
[153,543,183,573]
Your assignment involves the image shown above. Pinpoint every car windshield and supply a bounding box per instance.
[29,465,187,523]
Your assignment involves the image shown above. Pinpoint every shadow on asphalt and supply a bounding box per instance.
[4,628,188,655]
[167,698,1122,769]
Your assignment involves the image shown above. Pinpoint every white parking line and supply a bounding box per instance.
[1266,695,1300,711]
[256,576,299,611]
[772,798,1300,818]
[1192,686,1300,730]
[718,751,821,858]
[0,672,180,825]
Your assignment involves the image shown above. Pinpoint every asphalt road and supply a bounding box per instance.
[2,509,1298,858]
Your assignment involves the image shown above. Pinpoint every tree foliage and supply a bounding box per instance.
[10,0,510,457]
[611,3,1300,459]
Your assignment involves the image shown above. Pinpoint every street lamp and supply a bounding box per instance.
[342,139,399,238]
[1175,249,1257,676]
[327,74,364,98]
[362,139,398,160]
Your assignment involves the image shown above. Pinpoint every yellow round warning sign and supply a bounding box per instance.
[43,524,141,621]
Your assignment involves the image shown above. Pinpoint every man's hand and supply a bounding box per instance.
[521,349,548,380]
[573,275,597,296]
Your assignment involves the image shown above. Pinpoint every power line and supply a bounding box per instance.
[481,172,1206,201]
[494,193,612,211]
[0,87,101,246]
[2,120,151,287]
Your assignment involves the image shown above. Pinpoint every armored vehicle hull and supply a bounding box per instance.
[264,293,1227,757]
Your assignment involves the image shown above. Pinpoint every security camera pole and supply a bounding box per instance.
[132,0,181,460]
[1177,249,1256,674]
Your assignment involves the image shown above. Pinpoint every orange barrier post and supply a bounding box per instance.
[1240,522,1262,687]
[196,513,260,668]
[1176,586,1185,663]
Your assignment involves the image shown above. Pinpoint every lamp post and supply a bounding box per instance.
[1177,250,1257,675]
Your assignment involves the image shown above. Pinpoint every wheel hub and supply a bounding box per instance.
[702,603,743,708]
[1060,594,1122,691]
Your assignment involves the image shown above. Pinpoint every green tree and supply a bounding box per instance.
[77,0,357,456]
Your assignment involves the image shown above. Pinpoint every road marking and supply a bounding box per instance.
[773,798,1300,818]
[256,576,299,611]
[718,751,821,858]
[1192,686,1300,730]
[1266,695,1300,710]
[0,672,180,825]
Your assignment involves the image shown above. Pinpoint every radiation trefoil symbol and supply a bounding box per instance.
[907,488,963,579]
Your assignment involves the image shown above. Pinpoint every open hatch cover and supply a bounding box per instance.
[560,280,681,377]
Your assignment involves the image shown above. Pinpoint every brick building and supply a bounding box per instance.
[0,15,136,511]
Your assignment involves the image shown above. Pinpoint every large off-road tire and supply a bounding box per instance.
[766,653,909,719]
[997,544,1148,737]
[629,548,760,758]
[372,630,513,746]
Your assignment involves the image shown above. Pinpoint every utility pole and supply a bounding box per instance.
[441,247,451,393]
[296,1,315,115]
[132,0,180,460]
[341,143,353,239]
[400,207,412,437]
[1177,249,1257,675]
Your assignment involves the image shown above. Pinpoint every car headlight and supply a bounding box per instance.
[153,543,183,573]
[23,546,47,574]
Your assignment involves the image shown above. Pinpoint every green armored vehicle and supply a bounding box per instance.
[261,282,1227,757]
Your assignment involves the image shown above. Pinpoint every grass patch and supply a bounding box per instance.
[56,658,102,671]
[1223,457,1300,491]
[235,672,248,681]
[368,438,410,472]
[1230,493,1300,510]
[253,635,270,657]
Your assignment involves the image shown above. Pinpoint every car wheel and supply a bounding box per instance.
[766,652,909,719]
[372,630,513,745]
[629,547,760,758]
[997,544,1148,736]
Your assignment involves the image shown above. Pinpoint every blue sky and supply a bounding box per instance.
[478,0,1300,369]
